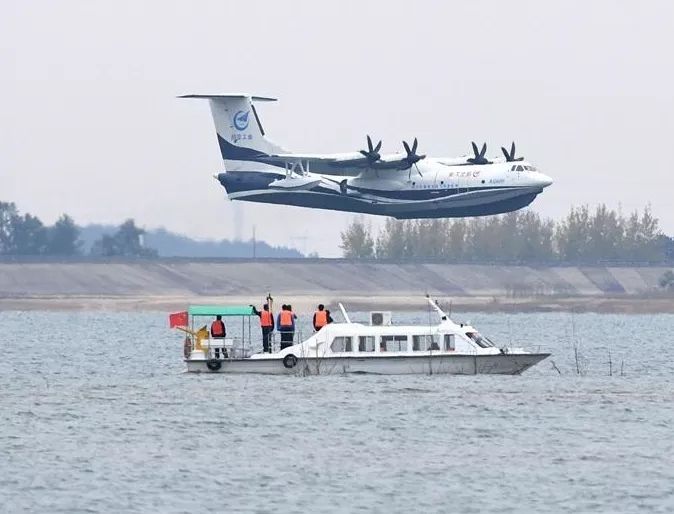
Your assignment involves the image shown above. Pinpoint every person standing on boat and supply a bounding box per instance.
[251,303,274,353]
[313,304,329,331]
[210,315,227,359]
[277,304,297,350]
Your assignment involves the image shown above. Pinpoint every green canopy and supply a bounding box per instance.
[188,305,255,317]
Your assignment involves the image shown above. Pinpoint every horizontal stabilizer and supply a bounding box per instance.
[179,94,277,102]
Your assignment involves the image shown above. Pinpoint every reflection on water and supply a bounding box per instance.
[1,311,673,513]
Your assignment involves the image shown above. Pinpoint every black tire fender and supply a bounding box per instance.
[206,358,222,371]
[283,354,298,369]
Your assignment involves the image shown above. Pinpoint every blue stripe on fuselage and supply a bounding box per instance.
[219,171,524,201]
[216,171,540,218]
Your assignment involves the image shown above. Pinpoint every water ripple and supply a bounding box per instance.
[1,310,673,513]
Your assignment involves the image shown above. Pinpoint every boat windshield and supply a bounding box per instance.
[465,331,496,348]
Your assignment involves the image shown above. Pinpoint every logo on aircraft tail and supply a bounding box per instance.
[233,110,250,131]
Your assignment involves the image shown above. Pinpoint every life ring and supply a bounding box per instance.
[206,358,222,371]
[283,354,298,369]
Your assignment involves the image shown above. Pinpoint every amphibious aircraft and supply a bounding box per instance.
[181,94,552,218]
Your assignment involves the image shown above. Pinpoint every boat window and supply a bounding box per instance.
[330,336,352,352]
[380,335,408,352]
[465,331,495,348]
[444,334,455,351]
[412,334,439,351]
[358,336,375,352]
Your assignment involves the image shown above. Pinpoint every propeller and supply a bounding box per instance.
[401,138,426,178]
[501,141,524,162]
[467,142,491,165]
[359,135,382,165]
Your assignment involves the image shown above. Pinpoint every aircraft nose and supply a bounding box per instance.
[538,173,553,188]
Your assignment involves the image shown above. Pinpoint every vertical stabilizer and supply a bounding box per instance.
[180,94,286,171]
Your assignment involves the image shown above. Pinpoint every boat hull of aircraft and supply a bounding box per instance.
[218,171,542,218]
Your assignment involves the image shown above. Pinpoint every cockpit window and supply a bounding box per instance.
[516,165,524,171]
[465,331,496,348]
[510,165,517,171]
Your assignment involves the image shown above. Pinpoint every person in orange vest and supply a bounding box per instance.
[210,315,227,359]
[210,315,226,338]
[313,304,329,331]
[251,303,274,353]
[277,304,297,350]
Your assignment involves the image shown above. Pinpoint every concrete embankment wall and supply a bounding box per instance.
[0,260,670,298]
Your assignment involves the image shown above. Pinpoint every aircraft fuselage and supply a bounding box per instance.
[219,159,552,219]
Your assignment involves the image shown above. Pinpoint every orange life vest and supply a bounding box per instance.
[279,310,294,327]
[314,310,327,328]
[211,320,225,337]
[260,310,273,327]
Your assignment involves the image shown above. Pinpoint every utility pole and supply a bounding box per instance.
[252,225,256,259]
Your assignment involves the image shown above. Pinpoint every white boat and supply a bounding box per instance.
[171,298,550,375]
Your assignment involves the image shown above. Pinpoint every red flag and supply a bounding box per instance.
[169,311,188,328]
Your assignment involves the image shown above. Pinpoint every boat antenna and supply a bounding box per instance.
[425,294,449,319]
[338,302,351,324]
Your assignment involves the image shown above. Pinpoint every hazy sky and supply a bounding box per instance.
[3,0,673,256]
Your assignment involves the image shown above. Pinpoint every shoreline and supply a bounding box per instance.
[2,294,673,314]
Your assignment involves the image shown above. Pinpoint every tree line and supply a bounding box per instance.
[340,205,674,263]
[0,201,156,257]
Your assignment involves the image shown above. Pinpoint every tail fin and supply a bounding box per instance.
[180,94,286,170]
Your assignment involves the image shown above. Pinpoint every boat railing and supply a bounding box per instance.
[198,329,306,359]
[268,329,304,353]
[199,336,252,359]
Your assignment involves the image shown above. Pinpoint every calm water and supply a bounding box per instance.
[1,310,673,513]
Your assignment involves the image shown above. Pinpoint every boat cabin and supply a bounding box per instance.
[291,320,502,358]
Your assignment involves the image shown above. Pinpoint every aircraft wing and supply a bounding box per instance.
[269,152,411,176]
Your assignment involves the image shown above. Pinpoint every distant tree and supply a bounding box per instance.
[45,214,81,255]
[12,214,48,254]
[555,205,591,261]
[340,218,374,258]
[661,235,674,261]
[586,204,623,260]
[622,206,662,262]
[417,219,445,259]
[466,216,504,261]
[0,202,18,253]
[516,211,555,261]
[445,218,467,260]
[90,234,116,257]
[659,270,674,290]
[347,204,669,264]
[90,219,157,257]
[375,218,406,259]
